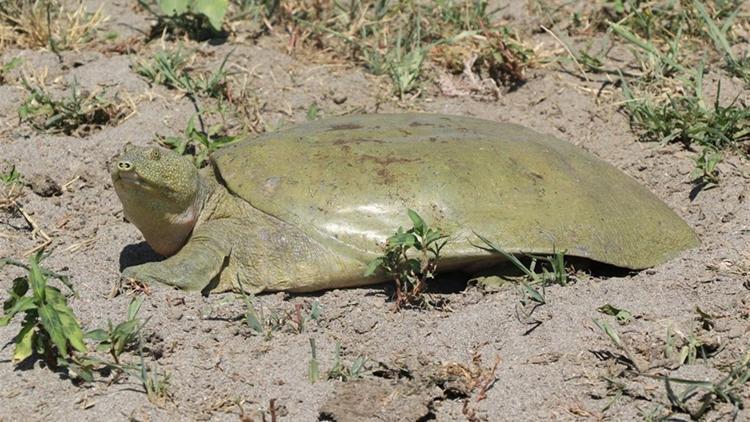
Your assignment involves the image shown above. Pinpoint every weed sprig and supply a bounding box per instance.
[365,209,448,310]
[18,77,132,136]
[134,48,231,99]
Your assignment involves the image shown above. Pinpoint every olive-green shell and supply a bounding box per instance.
[212,113,698,270]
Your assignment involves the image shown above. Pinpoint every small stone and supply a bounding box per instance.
[333,95,347,105]
[26,174,62,197]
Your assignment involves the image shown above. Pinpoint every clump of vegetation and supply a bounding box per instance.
[132,341,172,406]
[0,253,171,400]
[597,303,634,325]
[308,339,367,383]
[138,0,228,39]
[237,285,321,339]
[237,0,535,98]
[85,297,147,365]
[159,114,240,167]
[474,233,569,309]
[18,77,134,136]
[593,313,749,420]
[1,164,22,186]
[620,63,749,187]
[598,1,750,186]
[365,209,448,310]
[0,0,107,51]
[0,252,92,379]
[133,47,231,99]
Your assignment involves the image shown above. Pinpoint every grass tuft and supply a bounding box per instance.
[0,0,107,51]
[237,0,535,98]
[18,76,134,136]
[133,48,231,99]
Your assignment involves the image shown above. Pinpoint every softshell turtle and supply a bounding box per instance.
[111,113,698,294]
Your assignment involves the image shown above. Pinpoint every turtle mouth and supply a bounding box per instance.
[112,169,154,191]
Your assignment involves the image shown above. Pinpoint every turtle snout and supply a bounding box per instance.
[117,160,133,171]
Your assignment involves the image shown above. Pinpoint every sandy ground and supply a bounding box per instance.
[1,1,749,421]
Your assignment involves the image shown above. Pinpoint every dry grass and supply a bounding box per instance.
[0,0,108,50]
[235,0,539,98]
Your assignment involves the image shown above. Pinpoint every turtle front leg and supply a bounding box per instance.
[121,221,231,293]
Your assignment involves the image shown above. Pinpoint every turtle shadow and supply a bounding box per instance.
[119,242,164,271]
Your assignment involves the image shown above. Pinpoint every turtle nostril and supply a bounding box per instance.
[117,161,133,171]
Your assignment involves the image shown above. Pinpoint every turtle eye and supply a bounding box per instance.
[148,149,161,161]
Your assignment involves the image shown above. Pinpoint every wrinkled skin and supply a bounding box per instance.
[112,113,699,294]
[113,147,368,293]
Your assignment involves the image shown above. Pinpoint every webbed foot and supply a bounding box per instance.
[121,261,209,292]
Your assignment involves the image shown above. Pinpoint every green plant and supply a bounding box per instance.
[1,164,21,185]
[384,28,428,99]
[326,342,367,381]
[609,21,686,78]
[620,66,750,183]
[0,252,90,378]
[593,318,644,372]
[0,57,21,84]
[597,304,633,325]
[131,337,171,406]
[160,115,240,168]
[133,48,230,99]
[288,0,532,98]
[138,0,228,37]
[692,0,750,84]
[287,301,321,334]
[237,288,284,339]
[659,351,750,419]
[237,283,321,338]
[306,102,321,120]
[691,148,722,187]
[307,339,366,383]
[308,337,320,383]
[18,77,131,136]
[365,209,448,309]
[473,233,569,307]
[85,297,147,364]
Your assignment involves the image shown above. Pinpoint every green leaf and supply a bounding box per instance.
[388,231,417,248]
[407,209,426,234]
[112,319,140,352]
[38,304,69,357]
[597,304,633,325]
[158,0,188,16]
[85,329,109,342]
[0,296,36,325]
[96,342,112,353]
[127,297,144,321]
[406,258,421,273]
[68,362,94,382]
[53,303,86,353]
[363,258,383,276]
[593,318,624,349]
[193,0,228,31]
[12,322,35,363]
[308,338,320,383]
[29,252,47,302]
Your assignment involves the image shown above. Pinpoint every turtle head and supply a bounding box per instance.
[111,145,204,256]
